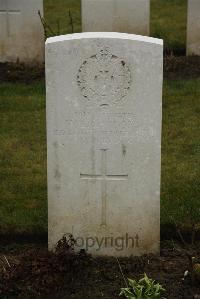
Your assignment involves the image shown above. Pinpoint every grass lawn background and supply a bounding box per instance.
[44,0,187,54]
[0,79,199,236]
[0,0,199,238]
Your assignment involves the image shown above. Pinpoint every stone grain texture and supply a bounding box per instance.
[0,0,44,63]
[82,0,150,36]
[46,32,163,256]
[187,0,200,55]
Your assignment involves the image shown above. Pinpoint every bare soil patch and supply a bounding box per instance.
[0,56,200,84]
[0,243,199,299]
[0,62,44,83]
[164,55,200,79]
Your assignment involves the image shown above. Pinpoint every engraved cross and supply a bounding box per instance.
[0,3,21,36]
[80,149,128,226]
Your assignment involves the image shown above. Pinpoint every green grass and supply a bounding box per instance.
[0,79,199,235]
[151,0,187,54]
[0,82,47,234]
[0,0,199,238]
[44,0,187,54]
[44,0,81,36]
[161,79,200,230]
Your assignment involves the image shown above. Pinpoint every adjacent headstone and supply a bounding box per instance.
[187,0,200,55]
[82,0,150,36]
[46,32,163,257]
[0,0,44,63]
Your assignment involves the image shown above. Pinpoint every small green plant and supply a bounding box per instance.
[119,273,165,299]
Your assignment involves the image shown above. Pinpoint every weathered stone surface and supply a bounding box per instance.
[187,0,200,55]
[0,0,44,63]
[46,32,163,256]
[82,0,150,36]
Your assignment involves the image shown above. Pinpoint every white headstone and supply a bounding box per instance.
[0,0,44,63]
[187,0,200,55]
[46,32,163,257]
[82,0,150,36]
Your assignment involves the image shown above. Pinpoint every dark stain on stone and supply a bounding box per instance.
[122,144,126,156]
